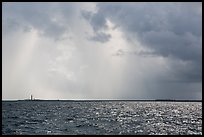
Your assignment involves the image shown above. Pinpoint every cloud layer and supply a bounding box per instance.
[2,2,202,100]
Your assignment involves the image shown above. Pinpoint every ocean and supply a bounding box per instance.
[2,101,202,135]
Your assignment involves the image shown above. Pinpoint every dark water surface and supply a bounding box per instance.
[2,101,202,135]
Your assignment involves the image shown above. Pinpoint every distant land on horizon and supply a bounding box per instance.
[2,99,202,102]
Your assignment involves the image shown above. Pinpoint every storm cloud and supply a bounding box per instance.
[2,2,202,100]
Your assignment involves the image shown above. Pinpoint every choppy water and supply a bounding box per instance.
[2,101,202,135]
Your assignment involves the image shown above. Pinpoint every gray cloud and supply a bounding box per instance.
[3,2,202,100]
[112,49,159,57]
[2,2,83,40]
[90,32,111,43]
[82,2,202,99]
[82,10,111,43]
[85,2,202,60]
[84,2,202,80]
[82,10,108,32]
[140,31,202,61]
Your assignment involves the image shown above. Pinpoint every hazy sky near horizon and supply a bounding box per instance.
[2,2,202,100]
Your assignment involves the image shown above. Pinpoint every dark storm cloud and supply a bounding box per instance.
[81,2,202,99]
[83,2,202,83]
[140,31,202,61]
[93,2,202,36]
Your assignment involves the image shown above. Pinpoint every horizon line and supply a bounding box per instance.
[2,99,202,102]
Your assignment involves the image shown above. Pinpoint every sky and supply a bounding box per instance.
[2,2,202,100]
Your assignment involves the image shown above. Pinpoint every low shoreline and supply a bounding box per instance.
[2,99,202,102]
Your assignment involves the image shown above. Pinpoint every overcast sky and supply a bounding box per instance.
[2,2,202,100]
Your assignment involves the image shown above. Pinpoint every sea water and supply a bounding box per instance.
[2,101,202,135]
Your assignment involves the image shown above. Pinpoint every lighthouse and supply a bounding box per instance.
[31,95,33,100]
